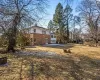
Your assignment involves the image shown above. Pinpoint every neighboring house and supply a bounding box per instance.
[50,32,56,44]
[25,25,51,45]
[50,31,74,44]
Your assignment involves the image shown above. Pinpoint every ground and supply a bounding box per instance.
[0,44,100,80]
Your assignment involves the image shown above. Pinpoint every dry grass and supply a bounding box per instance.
[70,44,100,59]
[0,44,100,80]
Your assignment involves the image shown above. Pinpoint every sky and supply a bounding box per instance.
[38,0,80,28]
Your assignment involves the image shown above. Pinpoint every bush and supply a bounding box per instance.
[84,41,96,47]
[0,35,8,48]
[16,32,30,49]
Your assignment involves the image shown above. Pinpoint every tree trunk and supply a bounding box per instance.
[7,35,16,52]
[95,33,98,47]
[7,13,20,52]
[7,26,17,52]
[95,25,98,47]
[7,25,17,52]
[67,20,69,42]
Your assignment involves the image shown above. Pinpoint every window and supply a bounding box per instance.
[34,29,36,33]
[42,31,46,34]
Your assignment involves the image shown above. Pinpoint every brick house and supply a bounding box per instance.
[25,25,51,45]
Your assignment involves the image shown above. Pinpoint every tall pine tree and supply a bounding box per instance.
[53,3,63,26]
[48,20,55,32]
[63,5,73,41]
[53,3,73,43]
[53,3,65,43]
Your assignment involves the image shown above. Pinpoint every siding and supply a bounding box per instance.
[29,27,50,35]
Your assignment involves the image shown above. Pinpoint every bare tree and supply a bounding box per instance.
[0,0,48,52]
[78,0,100,46]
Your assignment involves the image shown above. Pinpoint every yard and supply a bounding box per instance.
[0,44,100,80]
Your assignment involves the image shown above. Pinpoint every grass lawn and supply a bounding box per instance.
[0,44,100,80]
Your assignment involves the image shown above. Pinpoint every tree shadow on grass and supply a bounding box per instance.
[69,54,100,80]
[20,51,100,80]
[0,48,100,80]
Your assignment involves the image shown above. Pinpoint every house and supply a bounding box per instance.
[25,24,51,45]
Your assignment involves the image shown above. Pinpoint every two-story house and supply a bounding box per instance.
[25,25,51,45]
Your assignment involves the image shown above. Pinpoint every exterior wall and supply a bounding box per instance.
[46,30,50,35]
[33,33,50,45]
[27,26,51,45]
[28,26,50,35]
[29,34,34,45]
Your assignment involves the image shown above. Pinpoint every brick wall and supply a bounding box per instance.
[29,33,50,45]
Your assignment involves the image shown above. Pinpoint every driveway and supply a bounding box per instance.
[43,44,65,47]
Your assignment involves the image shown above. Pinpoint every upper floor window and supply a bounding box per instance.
[34,29,36,33]
[42,31,46,34]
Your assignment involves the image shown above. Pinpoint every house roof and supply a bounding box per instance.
[32,26,48,30]
[25,25,49,31]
